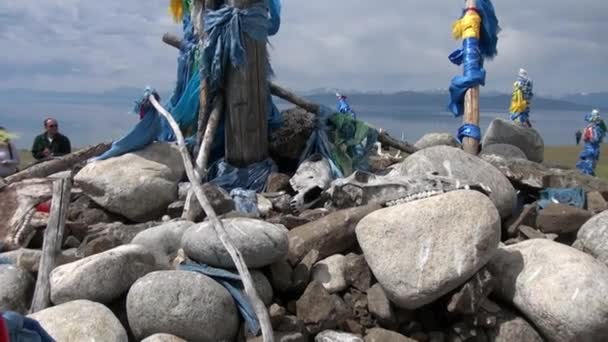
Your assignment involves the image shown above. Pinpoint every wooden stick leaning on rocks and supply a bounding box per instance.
[30,176,72,313]
[5,143,111,185]
[148,95,274,342]
[269,83,419,155]
[183,95,225,220]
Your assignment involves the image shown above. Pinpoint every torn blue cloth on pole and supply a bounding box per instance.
[208,158,277,193]
[336,95,356,119]
[576,142,601,176]
[201,3,282,128]
[457,124,481,144]
[300,106,345,179]
[538,187,585,210]
[2,311,55,342]
[474,0,500,60]
[92,13,202,161]
[510,110,530,126]
[202,3,272,96]
[268,0,282,36]
[448,38,486,117]
[300,106,377,178]
[577,119,605,176]
[178,262,260,336]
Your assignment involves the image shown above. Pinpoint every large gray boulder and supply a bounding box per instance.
[29,300,128,342]
[182,218,289,268]
[488,239,608,341]
[131,221,194,267]
[398,145,516,218]
[126,271,239,341]
[482,118,544,162]
[75,143,185,222]
[480,144,527,160]
[414,133,460,150]
[0,264,34,314]
[577,210,608,266]
[50,245,157,304]
[356,190,501,310]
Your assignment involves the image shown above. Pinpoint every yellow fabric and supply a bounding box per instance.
[510,86,528,114]
[452,10,481,40]
[0,130,17,143]
[169,0,184,23]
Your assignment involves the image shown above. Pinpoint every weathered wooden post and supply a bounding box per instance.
[30,176,72,313]
[224,0,269,167]
[462,0,480,155]
[449,0,499,155]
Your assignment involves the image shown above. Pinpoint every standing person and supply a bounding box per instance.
[575,130,582,145]
[31,118,71,160]
[576,109,606,176]
[0,127,20,177]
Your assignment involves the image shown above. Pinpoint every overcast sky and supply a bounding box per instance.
[1,0,607,96]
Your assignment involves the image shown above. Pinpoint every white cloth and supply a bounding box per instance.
[0,142,19,177]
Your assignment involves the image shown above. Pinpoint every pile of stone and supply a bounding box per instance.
[2,115,608,342]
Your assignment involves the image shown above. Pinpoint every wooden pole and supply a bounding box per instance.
[30,176,72,313]
[149,96,274,342]
[462,0,480,155]
[224,0,269,167]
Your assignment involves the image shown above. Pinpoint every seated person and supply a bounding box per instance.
[32,118,71,160]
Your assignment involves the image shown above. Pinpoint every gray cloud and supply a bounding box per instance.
[0,0,607,95]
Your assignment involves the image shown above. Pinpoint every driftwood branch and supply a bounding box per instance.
[269,82,320,116]
[269,82,419,155]
[30,176,72,313]
[6,143,111,184]
[148,96,274,342]
[184,94,224,221]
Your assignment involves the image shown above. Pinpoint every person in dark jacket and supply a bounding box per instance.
[31,118,71,160]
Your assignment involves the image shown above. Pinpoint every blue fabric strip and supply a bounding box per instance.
[178,262,260,335]
[457,123,481,143]
[448,38,486,117]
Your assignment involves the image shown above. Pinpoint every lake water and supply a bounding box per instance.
[4,102,585,149]
[332,105,582,146]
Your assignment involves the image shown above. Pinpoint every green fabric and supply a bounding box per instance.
[31,133,71,160]
[327,113,378,176]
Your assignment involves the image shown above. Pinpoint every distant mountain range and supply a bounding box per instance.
[0,87,603,112]
[561,92,608,110]
[2,86,605,148]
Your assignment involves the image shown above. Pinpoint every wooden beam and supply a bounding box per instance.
[148,96,274,342]
[224,0,269,167]
[184,94,224,221]
[6,143,110,185]
[270,82,418,155]
[30,176,72,313]
[462,0,480,155]
[162,33,182,50]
